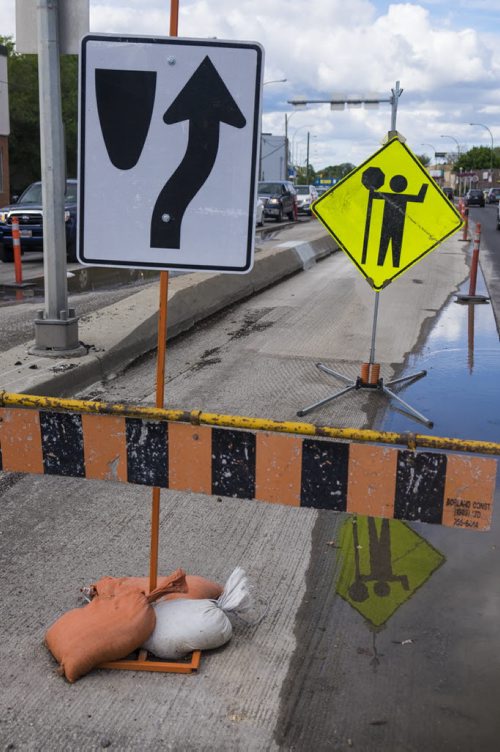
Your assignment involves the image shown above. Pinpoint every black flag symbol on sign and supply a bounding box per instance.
[150,56,247,249]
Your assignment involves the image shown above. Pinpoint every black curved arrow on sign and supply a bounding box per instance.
[150,56,246,249]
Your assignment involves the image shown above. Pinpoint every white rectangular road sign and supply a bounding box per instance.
[78,34,263,273]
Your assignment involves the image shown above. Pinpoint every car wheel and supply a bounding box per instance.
[287,209,294,220]
[0,244,14,263]
[275,208,283,222]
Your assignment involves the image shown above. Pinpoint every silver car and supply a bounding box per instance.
[295,184,318,215]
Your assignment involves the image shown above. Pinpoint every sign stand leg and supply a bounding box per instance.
[297,292,433,427]
[100,0,202,675]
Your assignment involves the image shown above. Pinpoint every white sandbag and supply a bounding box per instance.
[142,598,232,659]
[216,567,251,614]
[142,568,255,660]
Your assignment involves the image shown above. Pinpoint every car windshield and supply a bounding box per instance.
[259,182,282,194]
[470,190,482,196]
[295,186,311,195]
[18,181,77,204]
[18,183,42,204]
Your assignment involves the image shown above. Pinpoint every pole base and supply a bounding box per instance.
[32,312,86,356]
[455,294,490,304]
[297,363,433,427]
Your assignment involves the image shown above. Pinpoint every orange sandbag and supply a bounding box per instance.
[92,573,223,602]
[164,574,223,602]
[46,569,186,683]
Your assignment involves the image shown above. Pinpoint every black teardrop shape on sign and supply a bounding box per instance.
[95,69,157,170]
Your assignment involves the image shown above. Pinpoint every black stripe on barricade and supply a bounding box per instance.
[394,450,447,524]
[125,419,168,488]
[212,428,256,499]
[0,441,2,472]
[39,411,85,477]
[301,439,349,510]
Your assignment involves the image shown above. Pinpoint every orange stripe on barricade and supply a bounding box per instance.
[0,408,44,474]
[0,407,496,530]
[168,423,212,494]
[347,443,397,519]
[255,432,302,506]
[81,414,128,482]
[442,454,497,531]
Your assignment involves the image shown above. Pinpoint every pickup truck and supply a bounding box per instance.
[0,179,78,262]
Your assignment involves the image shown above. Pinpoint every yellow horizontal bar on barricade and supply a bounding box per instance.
[0,390,497,530]
[0,390,499,457]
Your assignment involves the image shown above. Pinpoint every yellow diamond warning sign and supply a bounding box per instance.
[312,138,463,290]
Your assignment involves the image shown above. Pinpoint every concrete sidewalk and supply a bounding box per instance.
[0,227,335,397]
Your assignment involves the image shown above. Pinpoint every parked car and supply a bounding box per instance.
[487,187,500,204]
[497,202,500,230]
[0,179,78,262]
[442,187,454,202]
[258,181,296,222]
[464,188,485,207]
[294,184,318,215]
[255,197,265,227]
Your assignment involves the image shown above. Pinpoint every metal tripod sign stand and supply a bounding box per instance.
[297,291,432,427]
[300,88,463,427]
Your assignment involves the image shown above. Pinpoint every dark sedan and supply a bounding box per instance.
[464,189,485,207]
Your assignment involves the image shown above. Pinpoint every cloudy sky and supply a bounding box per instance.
[1,0,499,170]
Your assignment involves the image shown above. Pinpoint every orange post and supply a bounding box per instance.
[11,216,23,284]
[468,222,481,297]
[360,362,370,384]
[369,362,380,385]
[461,207,469,241]
[148,0,179,594]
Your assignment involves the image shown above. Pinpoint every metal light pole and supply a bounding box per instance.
[284,112,297,179]
[421,143,436,168]
[32,0,83,355]
[469,122,494,180]
[440,134,461,157]
[291,124,311,176]
[259,78,287,180]
[441,134,461,195]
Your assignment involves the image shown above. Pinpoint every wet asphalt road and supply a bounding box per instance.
[276,211,500,750]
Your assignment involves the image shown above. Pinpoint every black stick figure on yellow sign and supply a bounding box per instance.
[348,517,410,602]
[361,167,428,268]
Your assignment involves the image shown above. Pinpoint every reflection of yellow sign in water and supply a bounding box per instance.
[312,139,463,291]
[336,516,444,627]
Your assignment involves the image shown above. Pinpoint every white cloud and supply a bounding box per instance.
[1,0,499,169]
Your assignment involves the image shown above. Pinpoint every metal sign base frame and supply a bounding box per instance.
[297,292,433,428]
[297,362,432,428]
[100,648,201,675]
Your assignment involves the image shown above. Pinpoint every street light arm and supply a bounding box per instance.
[440,134,461,156]
[469,122,494,173]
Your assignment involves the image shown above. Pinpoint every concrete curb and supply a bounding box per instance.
[2,234,336,397]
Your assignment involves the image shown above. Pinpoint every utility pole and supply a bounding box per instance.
[32,0,83,355]
[306,131,310,184]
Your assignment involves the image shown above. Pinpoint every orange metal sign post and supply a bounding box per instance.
[105,0,201,675]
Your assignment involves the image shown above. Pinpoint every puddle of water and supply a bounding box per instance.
[378,277,500,443]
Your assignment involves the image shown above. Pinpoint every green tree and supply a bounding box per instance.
[1,35,78,194]
[453,146,500,172]
[415,153,430,167]
[319,163,356,180]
